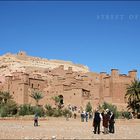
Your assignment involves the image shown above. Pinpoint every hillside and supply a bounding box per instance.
[0,51,89,76]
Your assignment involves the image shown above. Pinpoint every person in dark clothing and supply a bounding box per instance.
[93,109,102,134]
[89,112,93,120]
[103,111,110,134]
[109,111,115,133]
[85,112,88,122]
[81,111,85,122]
[34,113,38,126]
[74,113,77,119]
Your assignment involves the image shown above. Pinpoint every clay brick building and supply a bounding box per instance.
[0,52,137,110]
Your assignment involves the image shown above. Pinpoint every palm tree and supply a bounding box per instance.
[52,96,60,107]
[52,95,64,109]
[125,79,140,114]
[0,91,13,104]
[30,91,44,106]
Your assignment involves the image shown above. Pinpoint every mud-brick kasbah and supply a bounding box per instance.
[0,51,137,110]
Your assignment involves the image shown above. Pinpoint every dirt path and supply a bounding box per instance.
[0,118,140,139]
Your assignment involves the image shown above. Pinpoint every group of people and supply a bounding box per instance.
[81,111,89,122]
[93,108,115,134]
[68,104,77,112]
[33,108,115,135]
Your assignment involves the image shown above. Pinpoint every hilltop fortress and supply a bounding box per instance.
[0,51,137,109]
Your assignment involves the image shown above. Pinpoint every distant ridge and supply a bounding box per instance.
[0,51,89,76]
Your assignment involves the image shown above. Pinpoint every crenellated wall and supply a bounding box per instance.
[0,52,137,110]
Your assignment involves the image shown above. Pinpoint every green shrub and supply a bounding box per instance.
[18,104,45,117]
[85,102,92,113]
[62,108,72,117]
[0,106,9,117]
[45,104,52,111]
[45,104,54,116]
[100,102,119,118]
[7,100,18,115]
[45,104,72,117]
[18,104,34,116]
[46,109,54,116]
[120,111,132,119]
[32,106,45,117]
[53,108,62,117]
[0,100,18,117]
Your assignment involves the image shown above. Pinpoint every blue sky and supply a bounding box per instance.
[0,1,140,77]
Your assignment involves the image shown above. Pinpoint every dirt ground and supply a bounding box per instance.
[0,117,140,139]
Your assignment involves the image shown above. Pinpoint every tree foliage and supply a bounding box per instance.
[45,104,54,116]
[0,91,17,117]
[45,103,72,117]
[100,102,119,118]
[85,102,92,113]
[52,96,62,108]
[30,91,44,106]
[125,79,140,113]
[19,104,34,116]
[0,91,13,104]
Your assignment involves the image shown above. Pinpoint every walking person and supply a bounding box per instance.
[74,112,77,119]
[66,113,69,121]
[81,111,85,122]
[89,111,93,120]
[93,109,102,134]
[109,111,115,133]
[34,113,38,126]
[85,112,88,122]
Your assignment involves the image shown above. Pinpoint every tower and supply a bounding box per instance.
[128,70,137,79]
[18,73,29,104]
[111,69,119,79]
[5,75,12,92]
